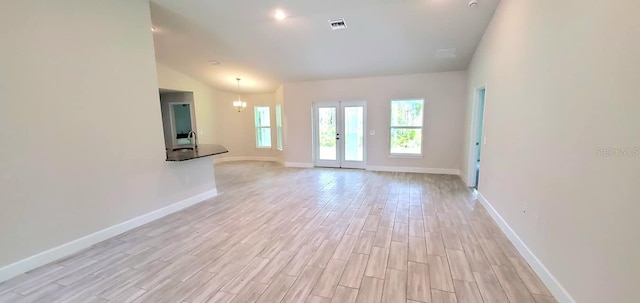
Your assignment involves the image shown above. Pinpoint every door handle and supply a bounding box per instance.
[336,133,340,140]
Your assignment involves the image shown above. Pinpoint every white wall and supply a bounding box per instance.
[0,0,215,272]
[464,1,640,302]
[283,72,467,171]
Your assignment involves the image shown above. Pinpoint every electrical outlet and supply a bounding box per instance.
[483,136,487,145]
[522,206,528,214]
[370,131,375,136]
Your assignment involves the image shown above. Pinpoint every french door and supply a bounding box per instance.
[313,101,366,169]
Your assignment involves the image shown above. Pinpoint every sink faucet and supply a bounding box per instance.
[187,130,198,150]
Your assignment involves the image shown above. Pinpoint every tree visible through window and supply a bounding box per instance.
[390,100,424,155]
[254,106,272,148]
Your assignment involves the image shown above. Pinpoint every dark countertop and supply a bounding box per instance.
[166,144,228,162]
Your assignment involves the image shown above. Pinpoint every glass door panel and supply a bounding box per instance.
[318,107,337,160]
[343,106,364,162]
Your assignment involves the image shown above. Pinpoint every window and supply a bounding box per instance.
[254,106,272,148]
[390,99,424,155]
[275,104,283,150]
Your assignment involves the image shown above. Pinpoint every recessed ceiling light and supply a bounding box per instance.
[151,26,157,32]
[208,60,221,65]
[274,10,286,20]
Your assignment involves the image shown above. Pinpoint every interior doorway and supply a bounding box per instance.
[468,87,486,189]
[313,101,366,169]
[159,90,197,151]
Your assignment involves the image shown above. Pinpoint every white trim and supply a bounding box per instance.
[213,156,279,164]
[312,101,341,168]
[0,189,218,283]
[275,104,284,151]
[388,154,423,159]
[466,85,486,187]
[477,192,575,303]
[284,162,314,168]
[366,166,459,175]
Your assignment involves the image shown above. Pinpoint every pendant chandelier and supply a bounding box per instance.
[232,77,247,112]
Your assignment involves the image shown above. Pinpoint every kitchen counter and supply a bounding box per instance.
[166,144,228,161]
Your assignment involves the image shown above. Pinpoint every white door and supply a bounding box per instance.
[313,101,366,169]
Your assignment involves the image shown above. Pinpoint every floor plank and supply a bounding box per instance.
[381,268,407,303]
[356,277,384,303]
[492,265,536,303]
[453,280,483,303]
[472,272,509,303]
[407,261,431,302]
[364,247,389,279]
[429,255,455,292]
[388,241,408,271]
[338,253,369,289]
[311,259,347,298]
[446,249,474,283]
[282,266,324,303]
[431,289,458,303]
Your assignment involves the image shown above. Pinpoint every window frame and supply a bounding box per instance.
[389,99,424,157]
[254,106,272,149]
[275,104,283,151]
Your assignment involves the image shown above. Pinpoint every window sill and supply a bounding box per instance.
[256,147,272,150]
[389,153,423,159]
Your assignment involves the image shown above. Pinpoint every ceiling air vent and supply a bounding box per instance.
[329,19,347,31]
[436,48,457,59]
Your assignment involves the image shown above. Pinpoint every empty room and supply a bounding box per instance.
[0,0,637,303]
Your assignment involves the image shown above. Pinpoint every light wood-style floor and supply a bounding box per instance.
[0,161,557,303]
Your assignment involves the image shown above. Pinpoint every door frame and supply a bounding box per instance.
[466,86,487,187]
[313,101,341,168]
[168,101,197,149]
[312,101,367,169]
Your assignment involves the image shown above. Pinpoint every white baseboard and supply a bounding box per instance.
[284,162,314,168]
[366,166,460,175]
[477,192,575,303]
[214,156,279,164]
[0,189,218,283]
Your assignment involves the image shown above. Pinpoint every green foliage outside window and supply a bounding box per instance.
[390,100,424,155]
[319,108,336,148]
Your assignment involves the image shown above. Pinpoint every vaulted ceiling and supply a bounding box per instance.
[150,0,499,93]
